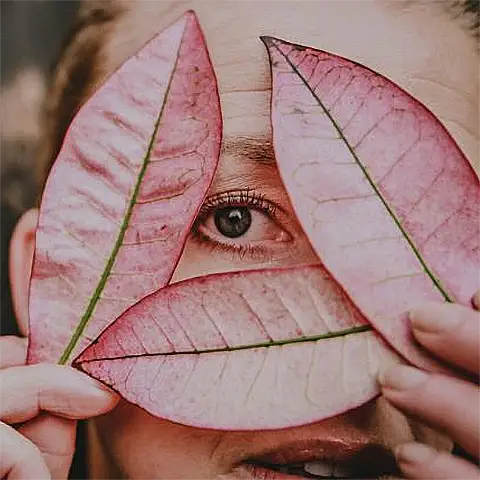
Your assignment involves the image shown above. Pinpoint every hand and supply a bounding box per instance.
[379,292,480,479]
[0,336,119,480]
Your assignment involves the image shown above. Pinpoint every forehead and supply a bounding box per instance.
[102,0,478,168]
[105,1,476,91]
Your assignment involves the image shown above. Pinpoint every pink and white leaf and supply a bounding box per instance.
[76,265,401,430]
[28,11,221,364]
[263,36,480,369]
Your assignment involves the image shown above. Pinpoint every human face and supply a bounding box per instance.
[85,1,477,478]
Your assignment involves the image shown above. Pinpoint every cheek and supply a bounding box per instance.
[93,401,228,479]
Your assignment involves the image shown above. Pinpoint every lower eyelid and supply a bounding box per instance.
[191,229,283,263]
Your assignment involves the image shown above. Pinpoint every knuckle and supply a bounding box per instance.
[37,388,79,416]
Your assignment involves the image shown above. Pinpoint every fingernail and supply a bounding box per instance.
[87,378,115,395]
[395,442,436,466]
[91,379,114,393]
[409,306,457,333]
[378,364,428,390]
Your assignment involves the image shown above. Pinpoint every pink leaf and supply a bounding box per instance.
[262,37,480,369]
[28,11,221,364]
[75,265,401,430]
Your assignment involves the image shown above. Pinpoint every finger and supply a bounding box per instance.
[395,442,480,479]
[0,337,27,369]
[410,302,479,375]
[1,364,118,424]
[19,414,76,480]
[379,365,479,456]
[472,291,480,310]
[0,422,51,479]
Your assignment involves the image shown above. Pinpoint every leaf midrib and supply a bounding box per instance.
[58,41,184,365]
[76,324,372,363]
[271,40,451,303]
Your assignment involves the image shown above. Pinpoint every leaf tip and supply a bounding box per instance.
[183,9,200,25]
[260,36,276,48]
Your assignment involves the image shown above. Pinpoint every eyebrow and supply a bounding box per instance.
[221,136,277,167]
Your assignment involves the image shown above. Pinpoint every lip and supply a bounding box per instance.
[243,465,383,480]
[241,437,398,479]
[251,438,370,465]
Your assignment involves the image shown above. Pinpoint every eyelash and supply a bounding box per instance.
[192,188,280,258]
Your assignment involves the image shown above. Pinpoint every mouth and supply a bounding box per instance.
[240,439,399,479]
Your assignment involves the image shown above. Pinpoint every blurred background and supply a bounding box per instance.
[1,1,80,334]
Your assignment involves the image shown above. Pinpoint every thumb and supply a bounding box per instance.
[19,415,77,480]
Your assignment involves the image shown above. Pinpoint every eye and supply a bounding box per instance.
[214,207,252,238]
[193,190,292,255]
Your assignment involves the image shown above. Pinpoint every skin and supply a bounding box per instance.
[2,1,479,479]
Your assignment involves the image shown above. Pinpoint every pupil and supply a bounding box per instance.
[214,207,252,238]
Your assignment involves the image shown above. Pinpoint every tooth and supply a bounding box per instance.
[304,461,334,477]
[332,463,351,478]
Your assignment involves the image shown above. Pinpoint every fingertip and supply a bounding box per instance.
[472,291,480,311]
[409,303,456,334]
[65,370,120,413]
[395,442,480,480]
[98,382,121,407]
[395,442,437,467]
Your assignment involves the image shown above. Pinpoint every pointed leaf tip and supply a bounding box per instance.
[260,36,275,47]
[184,9,197,16]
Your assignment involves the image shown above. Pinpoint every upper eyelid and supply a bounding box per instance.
[200,189,287,216]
